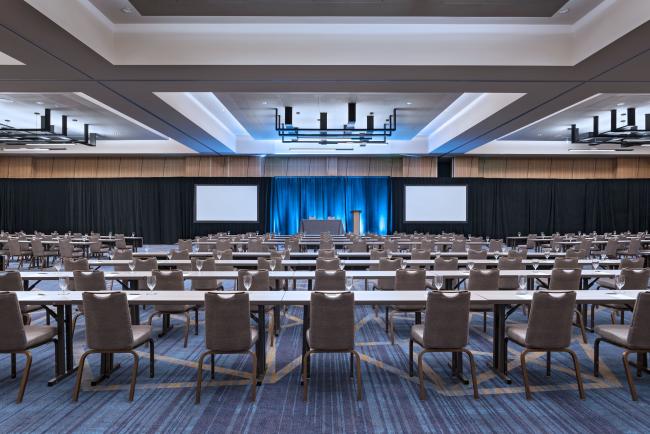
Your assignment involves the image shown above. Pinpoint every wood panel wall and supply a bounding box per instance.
[0,156,437,178]
[453,157,650,179]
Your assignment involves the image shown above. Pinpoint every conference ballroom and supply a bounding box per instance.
[1,1,650,433]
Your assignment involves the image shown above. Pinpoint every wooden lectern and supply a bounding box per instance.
[351,210,362,235]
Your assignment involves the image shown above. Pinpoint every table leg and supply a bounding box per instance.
[449,352,469,384]
[492,304,512,383]
[91,354,121,386]
[301,304,310,382]
[48,305,78,386]
[256,304,266,382]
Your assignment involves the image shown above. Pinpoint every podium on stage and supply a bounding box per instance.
[351,210,362,235]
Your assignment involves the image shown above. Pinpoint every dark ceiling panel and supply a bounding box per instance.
[131,0,568,18]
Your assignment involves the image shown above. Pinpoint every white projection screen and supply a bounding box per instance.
[195,185,258,222]
[404,185,468,222]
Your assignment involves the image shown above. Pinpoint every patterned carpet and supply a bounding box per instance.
[1,246,649,433]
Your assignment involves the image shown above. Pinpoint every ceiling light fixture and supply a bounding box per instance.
[0,98,13,103]
[120,7,134,14]
[1,108,96,147]
[558,8,570,14]
[569,107,650,147]
[274,102,399,145]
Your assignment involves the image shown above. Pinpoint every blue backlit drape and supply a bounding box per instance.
[269,177,391,235]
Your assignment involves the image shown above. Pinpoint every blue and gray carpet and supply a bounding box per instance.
[1,246,649,433]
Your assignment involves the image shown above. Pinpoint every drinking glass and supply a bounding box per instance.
[216,251,222,260]
[434,275,444,291]
[345,276,354,291]
[58,278,68,294]
[467,261,474,271]
[494,252,500,261]
[517,275,527,295]
[131,232,135,237]
[532,260,539,272]
[238,245,243,253]
[601,253,607,261]
[592,259,600,270]
[614,274,626,294]
[196,259,204,271]
[339,263,345,271]
[517,232,521,237]
[129,261,135,271]
[243,274,253,291]
[146,275,157,291]
[54,259,62,272]
[270,259,277,271]
[400,261,407,270]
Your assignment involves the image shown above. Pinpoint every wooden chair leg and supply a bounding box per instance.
[195,351,209,404]
[574,310,588,344]
[128,351,139,401]
[462,349,479,399]
[72,350,92,401]
[16,352,32,404]
[71,312,83,339]
[352,350,363,401]
[520,349,532,400]
[622,350,639,401]
[302,350,313,402]
[565,349,586,400]
[418,350,427,400]
[249,351,257,401]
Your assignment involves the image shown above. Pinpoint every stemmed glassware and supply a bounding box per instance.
[345,276,354,291]
[129,261,135,271]
[517,275,527,295]
[269,259,277,271]
[613,274,626,294]
[243,274,253,291]
[592,258,600,270]
[467,261,475,271]
[196,259,205,271]
[146,275,157,291]
[53,259,62,272]
[58,277,69,294]
[532,259,540,273]
[434,275,444,291]
[216,251,222,260]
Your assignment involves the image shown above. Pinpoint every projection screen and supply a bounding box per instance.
[404,185,468,222]
[195,185,258,222]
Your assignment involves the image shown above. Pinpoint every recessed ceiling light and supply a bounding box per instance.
[4,120,10,122]
[0,97,13,103]
[121,7,134,14]
[35,101,44,105]
[262,101,268,105]
[406,102,412,105]
[33,112,40,115]
[617,102,625,106]
[72,119,78,122]
[558,8,570,14]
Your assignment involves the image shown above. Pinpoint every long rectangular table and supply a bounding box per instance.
[300,219,343,235]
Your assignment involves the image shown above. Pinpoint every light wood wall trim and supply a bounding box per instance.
[453,157,650,179]
[0,156,437,178]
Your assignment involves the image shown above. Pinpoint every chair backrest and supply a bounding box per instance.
[317,248,337,259]
[113,248,133,271]
[565,248,587,259]
[349,240,367,252]
[214,239,232,251]
[191,258,219,290]
[72,270,106,291]
[422,291,470,349]
[467,269,499,291]
[394,269,426,291]
[620,268,650,290]
[434,257,458,271]
[58,240,75,258]
[488,239,503,252]
[553,257,579,270]
[237,269,270,291]
[82,292,134,351]
[451,240,466,252]
[549,268,581,291]
[605,238,619,257]
[31,238,45,256]
[411,249,431,261]
[497,257,525,289]
[319,240,334,250]
[467,249,487,269]
[0,292,27,351]
[309,291,354,351]
[0,271,23,291]
[525,291,576,349]
[152,270,184,291]
[177,239,193,252]
[64,258,89,290]
[508,248,527,260]
[7,238,22,256]
[134,257,158,271]
[170,250,190,261]
[627,238,641,255]
[384,239,398,252]
[313,270,345,291]
[248,239,268,252]
[316,257,341,271]
[628,291,650,348]
[376,257,403,290]
[204,291,252,352]
[621,257,645,269]
[115,238,128,249]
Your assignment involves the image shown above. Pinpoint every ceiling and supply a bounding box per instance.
[0,92,163,140]
[215,93,461,140]
[0,0,648,156]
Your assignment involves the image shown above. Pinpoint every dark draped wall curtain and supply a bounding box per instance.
[269,177,391,235]
[1,176,648,242]
[391,177,650,238]
[0,178,270,244]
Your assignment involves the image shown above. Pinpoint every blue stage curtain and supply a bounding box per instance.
[269,177,391,234]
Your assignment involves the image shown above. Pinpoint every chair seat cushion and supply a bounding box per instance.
[595,324,632,348]
[21,304,43,314]
[306,329,351,351]
[505,323,527,346]
[597,278,616,290]
[391,304,425,312]
[470,301,492,311]
[24,325,57,348]
[153,304,192,313]
[132,325,152,348]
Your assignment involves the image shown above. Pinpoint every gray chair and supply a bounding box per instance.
[505,291,585,400]
[0,291,58,403]
[597,258,645,291]
[451,240,466,252]
[602,238,620,259]
[316,257,341,271]
[30,238,58,268]
[7,238,31,268]
[303,291,361,401]
[195,291,257,403]
[0,271,43,325]
[237,270,275,346]
[349,240,367,253]
[433,257,459,290]
[191,258,223,291]
[549,268,588,343]
[410,249,432,269]
[621,238,641,258]
[133,257,158,289]
[313,269,345,291]
[147,270,195,348]
[177,239,193,252]
[409,290,478,400]
[71,270,106,337]
[601,268,650,325]
[72,292,154,402]
[594,291,650,400]
[498,257,525,290]
[467,249,488,270]
[317,249,337,259]
[64,258,90,290]
[169,250,190,271]
[488,239,503,252]
[565,248,587,259]
[388,269,426,344]
[467,269,499,332]
[213,248,234,261]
